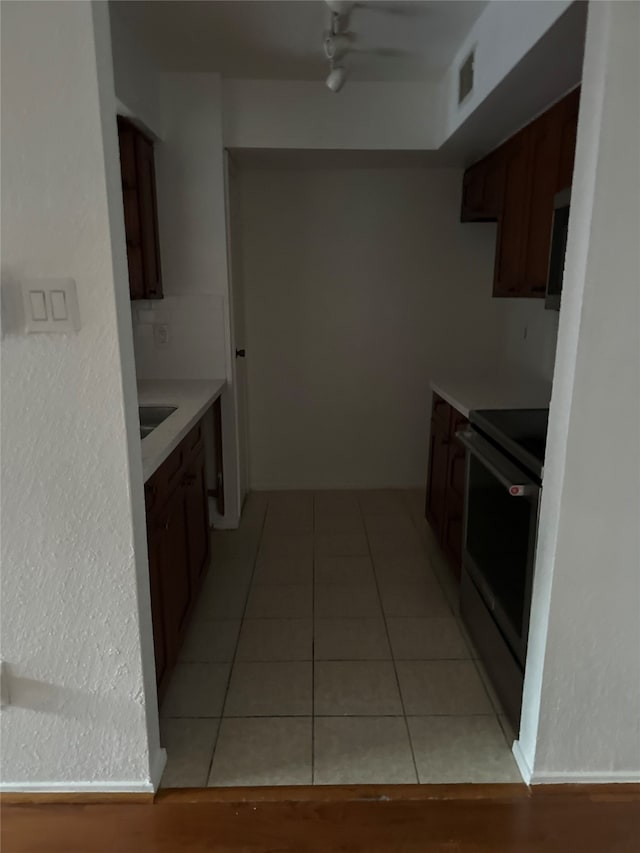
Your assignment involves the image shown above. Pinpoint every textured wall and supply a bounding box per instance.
[0,1,160,789]
[518,0,640,782]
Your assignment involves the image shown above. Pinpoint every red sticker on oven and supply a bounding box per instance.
[510,485,524,496]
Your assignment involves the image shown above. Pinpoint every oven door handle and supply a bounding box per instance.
[456,429,540,497]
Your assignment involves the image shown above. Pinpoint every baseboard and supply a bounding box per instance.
[150,746,167,792]
[530,771,640,784]
[0,749,167,802]
[512,740,532,784]
[511,742,640,785]
[0,781,155,804]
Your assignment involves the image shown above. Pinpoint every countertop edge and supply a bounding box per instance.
[430,382,472,418]
[429,375,552,420]
[139,380,226,482]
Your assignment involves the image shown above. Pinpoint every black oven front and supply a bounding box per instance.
[457,428,541,667]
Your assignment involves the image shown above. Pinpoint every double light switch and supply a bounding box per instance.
[22,278,80,333]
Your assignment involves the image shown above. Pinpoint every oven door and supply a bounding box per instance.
[457,429,541,666]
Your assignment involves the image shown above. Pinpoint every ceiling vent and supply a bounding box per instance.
[458,48,475,105]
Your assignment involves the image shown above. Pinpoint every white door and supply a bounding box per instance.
[224,150,250,505]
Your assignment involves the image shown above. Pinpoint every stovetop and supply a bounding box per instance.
[469,408,549,478]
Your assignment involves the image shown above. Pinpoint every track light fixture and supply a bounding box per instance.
[323,33,350,61]
[325,64,347,93]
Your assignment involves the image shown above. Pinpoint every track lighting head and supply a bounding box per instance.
[326,65,347,93]
[323,33,350,61]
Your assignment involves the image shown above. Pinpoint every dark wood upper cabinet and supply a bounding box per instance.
[117,117,163,301]
[461,87,580,299]
[493,130,530,297]
[460,151,505,223]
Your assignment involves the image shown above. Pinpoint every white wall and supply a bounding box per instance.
[0,1,162,791]
[223,79,441,150]
[441,0,572,143]
[238,167,515,490]
[127,73,242,525]
[501,300,560,383]
[516,0,640,783]
[131,73,230,384]
[109,0,163,137]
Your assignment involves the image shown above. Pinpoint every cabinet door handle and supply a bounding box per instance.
[183,473,197,486]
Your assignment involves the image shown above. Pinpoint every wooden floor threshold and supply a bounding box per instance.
[156,782,532,804]
[4,781,639,807]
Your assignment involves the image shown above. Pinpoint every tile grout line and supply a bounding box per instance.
[204,496,270,785]
[403,492,510,759]
[402,490,457,621]
[360,491,421,785]
[164,712,499,720]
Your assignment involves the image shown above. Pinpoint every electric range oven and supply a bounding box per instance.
[457,408,548,729]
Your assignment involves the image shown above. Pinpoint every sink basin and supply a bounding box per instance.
[139,405,177,439]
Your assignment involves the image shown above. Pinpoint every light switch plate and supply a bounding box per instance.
[21,278,80,333]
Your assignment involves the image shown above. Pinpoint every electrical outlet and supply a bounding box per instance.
[153,324,170,348]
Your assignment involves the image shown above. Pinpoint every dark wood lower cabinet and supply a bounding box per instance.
[145,417,211,700]
[184,448,210,590]
[146,525,169,696]
[425,393,468,581]
[425,410,450,537]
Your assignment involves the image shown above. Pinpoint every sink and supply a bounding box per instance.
[139,405,177,439]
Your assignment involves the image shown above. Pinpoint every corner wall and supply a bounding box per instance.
[0,1,161,790]
[517,0,640,783]
[130,73,230,384]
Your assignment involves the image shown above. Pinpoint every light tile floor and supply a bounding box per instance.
[160,489,521,787]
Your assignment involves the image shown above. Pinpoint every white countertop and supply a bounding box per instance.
[430,371,552,418]
[138,379,226,481]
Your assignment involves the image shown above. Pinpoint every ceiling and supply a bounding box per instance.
[112,0,488,82]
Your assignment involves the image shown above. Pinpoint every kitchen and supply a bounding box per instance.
[3,0,638,816]
[108,1,585,788]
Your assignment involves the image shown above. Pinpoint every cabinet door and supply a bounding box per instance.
[482,152,506,219]
[460,154,504,222]
[425,400,451,538]
[146,519,168,694]
[461,161,487,221]
[184,448,210,590]
[493,130,530,297]
[117,122,145,300]
[521,108,564,297]
[135,133,163,300]
[159,486,191,666]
